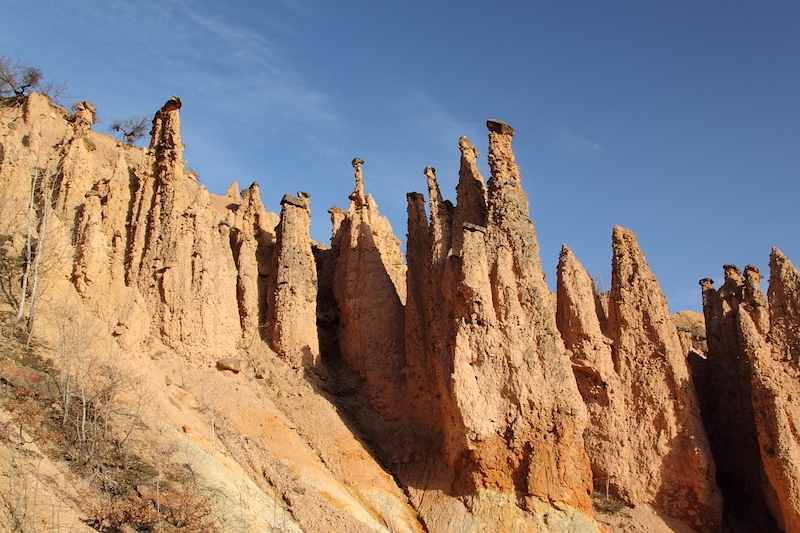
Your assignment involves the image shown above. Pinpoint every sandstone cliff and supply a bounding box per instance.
[557,229,722,533]
[0,93,425,533]
[3,90,800,533]
[701,251,800,532]
[399,121,595,532]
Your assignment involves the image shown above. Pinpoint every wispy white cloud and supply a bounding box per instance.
[564,131,605,152]
[167,2,340,131]
[537,129,604,156]
[55,0,340,135]
[403,89,475,141]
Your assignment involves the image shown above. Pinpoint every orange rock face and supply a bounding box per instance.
[126,98,241,364]
[11,92,800,533]
[741,250,800,532]
[267,192,320,367]
[557,228,722,533]
[403,122,593,516]
[330,158,407,417]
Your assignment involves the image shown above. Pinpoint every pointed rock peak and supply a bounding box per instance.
[328,206,346,238]
[612,224,631,241]
[557,244,596,306]
[424,166,444,206]
[348,157,366,207]
[486,119,515,136]
[611,226,656,289]
[769,247,800,300]
[226,182,240,200]
[611,225,640,256]
[458,136,479,160]
[453,136,488,239]
[770,247,797,278]
[425,166,453,221]
[558,246,589,285]
[699,278,715,290]
[556,244,603,337]
[559,243,574,262]
[424,165,453,261]
[424,165,437,189]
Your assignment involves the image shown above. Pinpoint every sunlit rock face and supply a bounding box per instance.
[557,228,722,533]
[402,121,594,529]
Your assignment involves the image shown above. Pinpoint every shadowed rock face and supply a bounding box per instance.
[125,97,241,364]
[698,265,777,532]
[558,228,722,533]
[743,249,800,533]
[330,158,407,418]
[402,121,594,527]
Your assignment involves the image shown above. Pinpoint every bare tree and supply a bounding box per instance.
[13,160,61,344]
[0,54,68,104]
[109,115,149,145]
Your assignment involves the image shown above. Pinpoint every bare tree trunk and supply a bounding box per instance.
[25,164,55,346]
[15,166,39,323]
[26,184,49,344]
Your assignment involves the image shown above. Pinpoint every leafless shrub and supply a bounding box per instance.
[108,115,149,146]
[0,54,69,105]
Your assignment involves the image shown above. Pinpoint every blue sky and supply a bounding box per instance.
[2,0,798,312]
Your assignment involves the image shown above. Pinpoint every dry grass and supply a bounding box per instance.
[0,317,220,532]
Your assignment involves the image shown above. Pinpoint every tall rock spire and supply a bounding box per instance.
[699,263,777,530]
[125,97,240,364]
[267,192,319,368]
[555,244,624,483]
[558,233,724,533]
[401,121,595,531]
[450,136,487,257]
[602,226,722,533]
[331,158,407,416]
[745,249,800,533]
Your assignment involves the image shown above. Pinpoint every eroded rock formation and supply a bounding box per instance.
[267,192,319,367]
[557,228,722,533]
[703,251,800,532]
[401,121,595,531]
[697,265,775,531]
[330,158,407,417]
[752,249,800,533]
[6,90,800,533]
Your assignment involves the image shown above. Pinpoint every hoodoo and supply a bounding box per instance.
[2,92,799,533]
[400,121,595,531]
[558,228,722,533]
